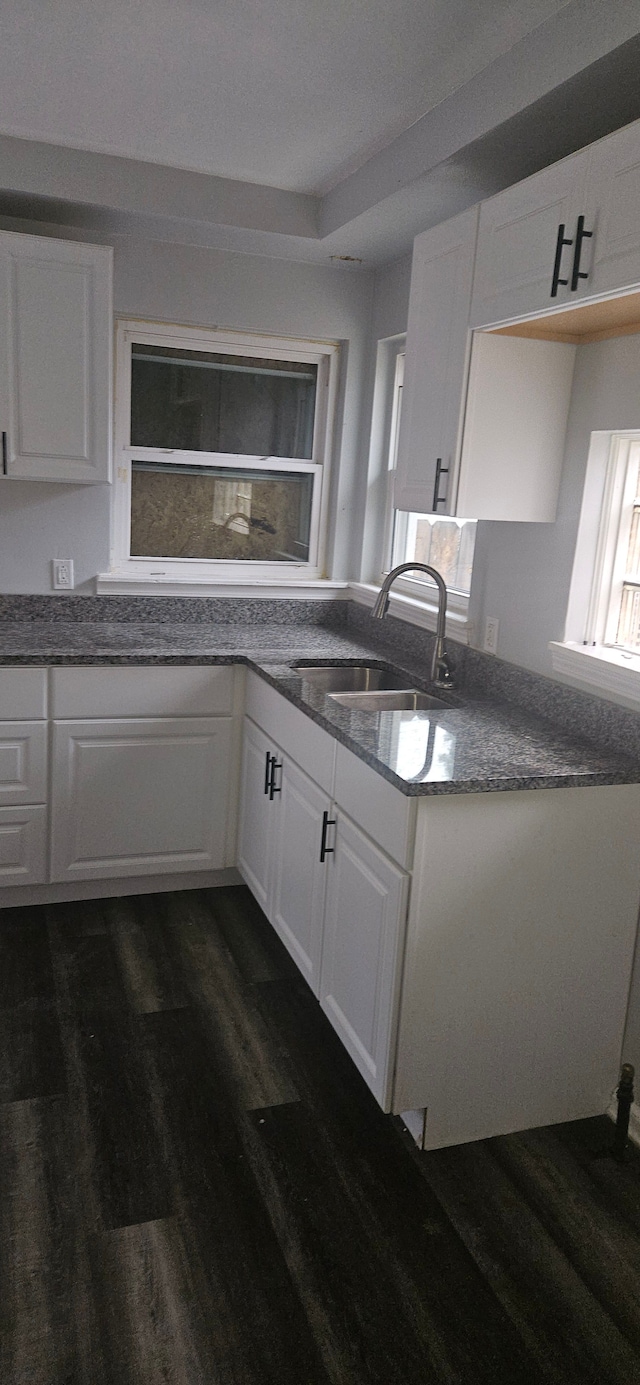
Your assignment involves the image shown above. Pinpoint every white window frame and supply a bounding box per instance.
[551,431,640,708]
[355,345,473,638]
[103,318,340,590]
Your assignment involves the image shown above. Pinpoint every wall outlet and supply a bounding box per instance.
[483,616,499,655]
[52,558,74,590]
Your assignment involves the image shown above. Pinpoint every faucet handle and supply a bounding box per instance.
[433,649,455,690]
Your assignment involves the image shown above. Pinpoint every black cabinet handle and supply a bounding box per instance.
[570,214,593,291]
[1,431,6,476]
[550,223,573,297]
[264,750,273,795]
[320,810,336,863]
[269,759,282,800]
[432,457,449,511]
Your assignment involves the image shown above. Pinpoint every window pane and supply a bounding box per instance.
[130,344,318,459]
[391,512,476,594]
[617,584,640,650]
[130,462,313,561]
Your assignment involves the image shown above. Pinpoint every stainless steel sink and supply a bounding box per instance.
[328,689,446,712]
[292,664,412,693]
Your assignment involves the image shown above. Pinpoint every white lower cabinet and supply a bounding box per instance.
[0,669,48,885]
[238,691,410,1104]
[271,755,330,991]
[238,677,640,1150]
[0,804,47,885]
[51,716,233,882]
[0,664,244,897]
[0,721,47,805]
[320,812,409,1106]
[237,717,275,913]
[238,715,332,993]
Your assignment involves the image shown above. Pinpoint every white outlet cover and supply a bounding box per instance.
[484,617,499,655]
[52,559,74,590]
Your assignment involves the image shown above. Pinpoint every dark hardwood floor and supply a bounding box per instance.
[1,884,640,1384]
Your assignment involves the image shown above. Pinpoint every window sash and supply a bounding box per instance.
[587,434,640,653]
[111,319,337,579]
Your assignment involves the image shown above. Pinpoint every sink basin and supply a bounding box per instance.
[292,663,412,693]
[328,689,446,712]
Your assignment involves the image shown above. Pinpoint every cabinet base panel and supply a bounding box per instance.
[0,865,241,910]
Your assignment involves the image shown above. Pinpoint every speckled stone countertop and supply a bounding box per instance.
[0,619,637,797]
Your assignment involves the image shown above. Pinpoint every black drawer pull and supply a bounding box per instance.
[570,214,593,291]
[1,431,6,476]
[269,759,282,800]
[432,457,449,511]
[320,810,336,863]
[264,750,272,795]
[550,222,572,297]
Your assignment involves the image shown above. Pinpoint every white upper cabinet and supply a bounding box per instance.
[394,202,576,522]
[586,120,640,299]
[394,206,478,514]
[0,231,112,483]
[470,149,591,327]
[471,117,640,328]
[457,333,576,522]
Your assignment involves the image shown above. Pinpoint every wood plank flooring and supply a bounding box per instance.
[1,884,640,1383]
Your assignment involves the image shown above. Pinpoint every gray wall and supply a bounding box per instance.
[354,254,412,583]
[469,332,640,673]
[0,223,374,592]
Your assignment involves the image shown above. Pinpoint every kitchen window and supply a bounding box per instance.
[108,320,338,585]
[551,432,640,705]
[381,350,476,615]
[589,435,640,653]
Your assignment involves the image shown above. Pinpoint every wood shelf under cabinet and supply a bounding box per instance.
[491,288,640,345]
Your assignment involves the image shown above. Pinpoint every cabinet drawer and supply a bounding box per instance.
[0,722,47,804]
[51,665,234,718]
[0,667,47,720]
[0,805,47,885]
[334,743,415,869]
[245,670,336,794]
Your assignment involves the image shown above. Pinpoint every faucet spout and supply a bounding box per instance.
[372,562,454,690]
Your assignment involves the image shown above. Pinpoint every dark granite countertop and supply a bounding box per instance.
[0,619,637,797]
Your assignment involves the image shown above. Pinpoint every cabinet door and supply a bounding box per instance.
[237,718,276,913]
[0,805,47,885]
[586,120,640,299]
[470,150,590,327]
[51,717,232,881]
[270,755,330,993]
[457,333,576,521]
[394,207,478,515]
[0,232,112,483]
[0,722,47,805]
[320,812,409,1108]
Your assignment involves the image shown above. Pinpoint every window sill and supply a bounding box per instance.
[349,582,470,640]
[549,641,640,711]
[97,570,349,599]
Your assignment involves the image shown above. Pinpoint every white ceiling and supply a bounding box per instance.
[0,0,571,193]
[0,0,639,265]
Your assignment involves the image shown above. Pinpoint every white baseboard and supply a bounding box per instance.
[606,1098,640,1150]
[0,866,242,911]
